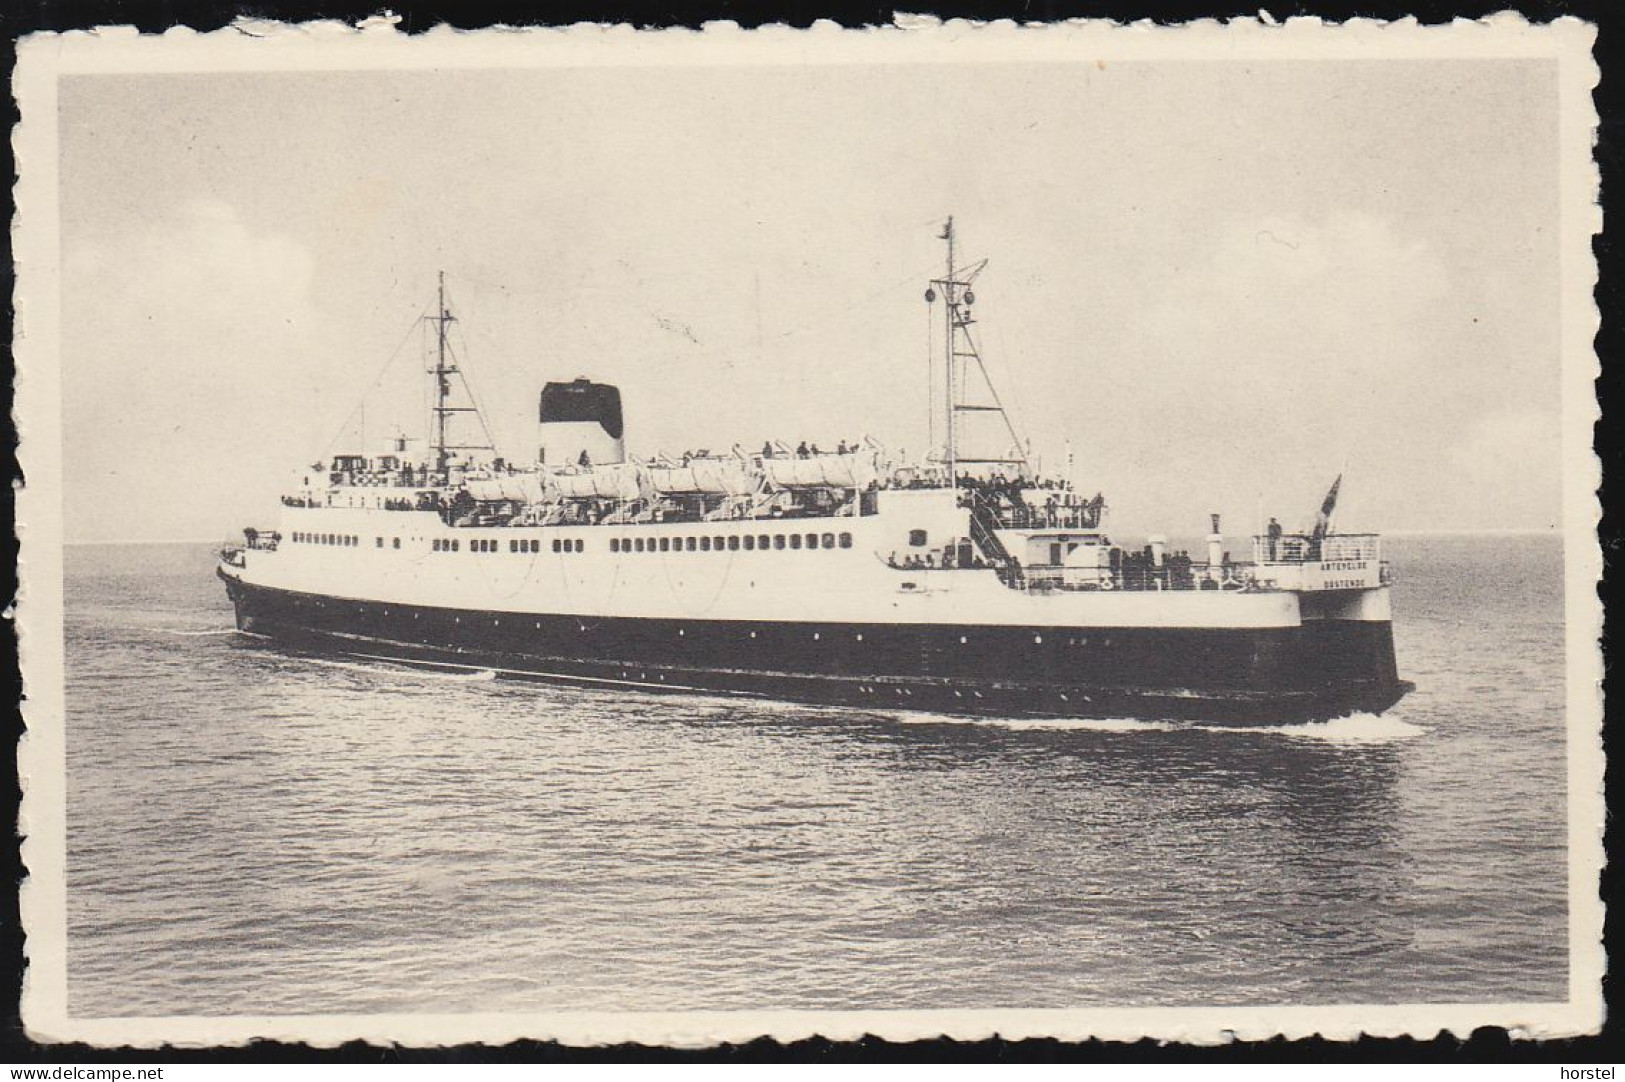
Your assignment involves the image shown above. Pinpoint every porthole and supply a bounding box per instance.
[1034,635,1043,644]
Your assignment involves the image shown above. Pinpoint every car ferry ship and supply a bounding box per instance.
[218,220,1411,724]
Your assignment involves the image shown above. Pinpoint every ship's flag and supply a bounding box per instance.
[1312,474,1342,540]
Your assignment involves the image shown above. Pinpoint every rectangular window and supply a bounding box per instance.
[645,537,655,552]
[700,537,711,551]
[659,537,670,552]
[727,536,739,551]
[451,539,459,552]
[393,538,401,549]
[509,539,518,553]
[743,535,755,551]
[909,529,928,547]
[685,537,697,552]
[713,536,725,551]
[635,538,645,552]
[574,539,584,553]
[611,538,620,553]
[821,533,835,549]
[805,533,818,549]
[552,539,561,553]
[774,534,785,550]
[790,534,802,549]
[758,534,770,550]
[839,532,852,549]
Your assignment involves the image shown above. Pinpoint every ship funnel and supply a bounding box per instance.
[539,377,625,467]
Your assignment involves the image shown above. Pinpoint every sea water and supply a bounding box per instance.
[57,534,1568,1014]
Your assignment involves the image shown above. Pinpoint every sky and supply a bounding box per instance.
[56,57,1562,542]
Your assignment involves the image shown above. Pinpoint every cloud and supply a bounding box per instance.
[1441,407,1562,530]
[63,200,325,541]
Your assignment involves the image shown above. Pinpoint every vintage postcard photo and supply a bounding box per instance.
[13,17,1602,1047]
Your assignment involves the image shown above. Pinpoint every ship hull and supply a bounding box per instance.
[219,571,1410,725]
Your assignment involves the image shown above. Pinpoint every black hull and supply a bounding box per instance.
[219,572,1411,725]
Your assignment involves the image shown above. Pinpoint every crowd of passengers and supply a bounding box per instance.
[886,542,989,572]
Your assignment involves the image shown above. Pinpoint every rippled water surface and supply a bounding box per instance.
[62,535,1568,1015]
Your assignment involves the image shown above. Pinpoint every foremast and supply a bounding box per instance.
[926,217,1030,482]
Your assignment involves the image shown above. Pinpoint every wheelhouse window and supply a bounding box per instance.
[908,529,928,547]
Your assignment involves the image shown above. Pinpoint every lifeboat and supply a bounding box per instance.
[763,452,875,491]
[646,458,759,497]
[464,474,540,502]
[550,463,645,501]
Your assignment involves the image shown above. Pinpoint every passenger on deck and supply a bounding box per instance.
[796,441,810,458]
[578,449,592,468]
[837,440,848,455]
[1267,517,1283,560]
[762,441,774,459]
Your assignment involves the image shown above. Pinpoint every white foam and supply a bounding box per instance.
[1220,711,1428,745]
[289,656,499,683]
[893,711,1178,733]
[142,627,241,637]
